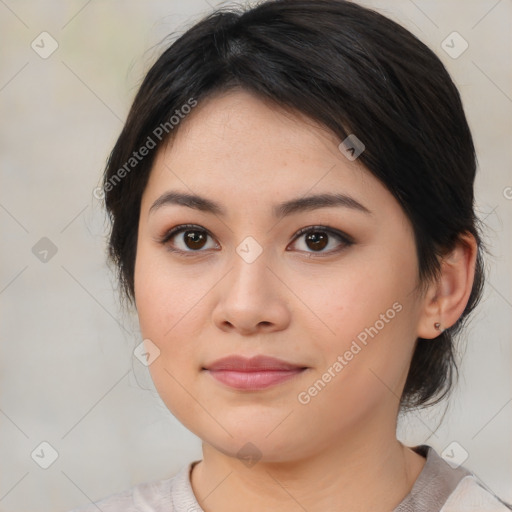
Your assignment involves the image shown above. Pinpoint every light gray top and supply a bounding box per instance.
[69,445,512,511]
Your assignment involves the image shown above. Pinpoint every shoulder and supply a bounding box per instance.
[441,476,512,512]
[67,478,173,512]
[395,445,512,512]
[67,461,200,512]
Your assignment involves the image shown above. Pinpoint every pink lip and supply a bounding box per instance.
[203,355,307,390]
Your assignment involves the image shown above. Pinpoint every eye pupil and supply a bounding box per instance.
[184,230,207,250]
[306,231,328,251]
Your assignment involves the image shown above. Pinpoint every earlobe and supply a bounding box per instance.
[417,232,478,340]
[433,322,444,333]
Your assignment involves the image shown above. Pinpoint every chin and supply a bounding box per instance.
[192,417,312,464]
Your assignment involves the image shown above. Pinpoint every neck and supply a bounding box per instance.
[190,419,426,512]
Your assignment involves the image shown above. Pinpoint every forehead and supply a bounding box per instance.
[141,89,384,215]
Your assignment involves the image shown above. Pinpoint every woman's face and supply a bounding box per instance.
[134,90,427,462]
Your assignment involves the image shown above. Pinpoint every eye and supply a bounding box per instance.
[159,224,219,254]
[288,225,353,255]
[158,223,353,257]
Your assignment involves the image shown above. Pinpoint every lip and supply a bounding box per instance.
[203,355,307,390]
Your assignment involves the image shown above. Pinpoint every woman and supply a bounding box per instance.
[71,0,511,510]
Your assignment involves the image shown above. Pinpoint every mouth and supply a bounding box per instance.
[202,355,308,391]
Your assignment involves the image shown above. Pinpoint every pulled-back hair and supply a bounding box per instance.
[100,0,485,411]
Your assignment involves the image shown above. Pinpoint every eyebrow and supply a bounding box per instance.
[149,191,372,218]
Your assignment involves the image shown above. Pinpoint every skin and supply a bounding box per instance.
[134,89,477,512]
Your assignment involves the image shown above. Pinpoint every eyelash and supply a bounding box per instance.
[158,223,354,258]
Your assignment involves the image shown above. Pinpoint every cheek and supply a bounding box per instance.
[311,248,420,393]
[134,248,208,427]
[318,252,415,336]
[135,243,203,339]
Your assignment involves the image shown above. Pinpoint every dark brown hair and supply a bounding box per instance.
[100,0,485,411]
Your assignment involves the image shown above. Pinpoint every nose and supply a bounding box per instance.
[211,248,291,336]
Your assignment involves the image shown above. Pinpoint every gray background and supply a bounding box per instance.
[0,1,510,511]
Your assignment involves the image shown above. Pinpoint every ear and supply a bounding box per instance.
[417,232,478,339]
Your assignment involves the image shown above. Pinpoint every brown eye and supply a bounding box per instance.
[183,230,207,250]
[289,225,353,255]
[160,224,219,254]
[304,231,328,251]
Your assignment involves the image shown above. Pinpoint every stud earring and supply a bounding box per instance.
[434,322,444,332]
